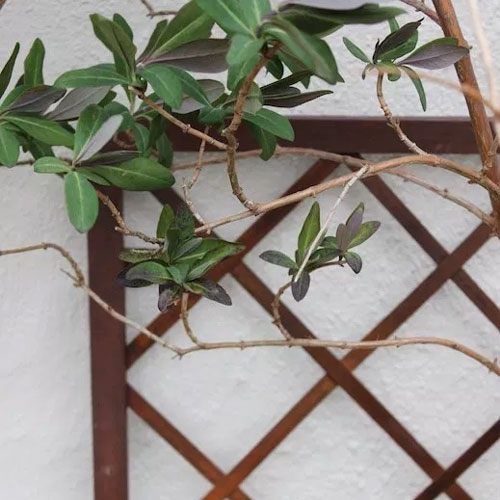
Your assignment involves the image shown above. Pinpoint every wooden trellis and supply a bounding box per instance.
[88,117,500,500]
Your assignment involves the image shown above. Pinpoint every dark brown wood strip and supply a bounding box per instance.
[126,160,339,367]
[343,223,491,371]
[88,188,128,500]
[355,167,499,329]
[414,419,500,500]
[167,118,481,155]
[127,386,251,500]
[203,264,470,500]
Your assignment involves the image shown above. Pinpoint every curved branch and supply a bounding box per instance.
[399,0,440,24]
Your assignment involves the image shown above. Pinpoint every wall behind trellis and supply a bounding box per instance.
[0,1,499,499]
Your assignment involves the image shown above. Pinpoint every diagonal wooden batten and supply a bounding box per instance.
[127,386,252,500]
[414,419,500,500]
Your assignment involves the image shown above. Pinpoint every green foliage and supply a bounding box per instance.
[260,202,380,301]
[118,204,244,310]
[64,171,99,233]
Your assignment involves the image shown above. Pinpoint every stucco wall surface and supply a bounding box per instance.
[0,1,499,499]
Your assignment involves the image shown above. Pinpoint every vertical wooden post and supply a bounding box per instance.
[433,0,500,227]
[88,187,128,500]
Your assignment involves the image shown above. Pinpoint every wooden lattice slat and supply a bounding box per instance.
[88,118,500,500]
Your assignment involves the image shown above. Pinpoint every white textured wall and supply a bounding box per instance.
[1,1,499,499]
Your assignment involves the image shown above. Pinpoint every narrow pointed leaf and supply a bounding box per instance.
[402,66,427,111]
[185,278,232,305]
[140,65,183,108]
[24,38,45,86]
[4,115,74,147]
[5,85,65,113]
[77,114,123,162]
[0,124,19,167]
[373,20,422,62]
[243,108,294,141]
[0,43,20,99]
[46,86,110,121]
[157,204,175,238]
[297,201,320,262]
[34,156,71,174]
[343,37,370,63]
[55,65,129,88]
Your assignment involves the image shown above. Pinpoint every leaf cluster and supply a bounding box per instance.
[260,201,380,301]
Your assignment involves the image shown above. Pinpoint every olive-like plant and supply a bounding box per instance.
[1,0,499,375]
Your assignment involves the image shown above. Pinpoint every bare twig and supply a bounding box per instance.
[377,71,427,156]
[130,88,228,151]
[180,293,202,346]
[391,170,495,226]
[223,44,282,212]
[195,154,500,235]
[271,282,293,340]
[399,0,440,24]
[96,190,162,245]
[176,337,500,376]
[138,0,177,17]
[183,128,209,225]
[295,165,369,281]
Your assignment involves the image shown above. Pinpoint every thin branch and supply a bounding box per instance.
[377,71,427,156]
[180,293,201,345]
[183,128,209,226]
[176,337,500,376]
[96,190,162,245]
[295,165,369,281]
[195,154,500,235]
[130,88,228,151]
[391,169,495,226]
[399,0,440,24]
[223,44,282,212]
[271,282,293,340]
[138,0,177,17]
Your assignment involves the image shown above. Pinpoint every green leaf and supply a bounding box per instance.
[248,122,277,160]
[168,66,210,107]
[344,251,362,274]
[196,0,254,36]
[119,248,158,264]
[157,133,173,167]
[260,250,297,269]
[125,261,172,284]
[401,37,468,70]
[263,89,332,108]
[140,65,183,108]
[0,124,19,167]
[134,123,150,156]
[185,278,232,305]
[152,1,214,55]
[157,204,175,238]
[34,156,71,174]
[55,65,129,88]
[166,263,190,284]
[402,66,427,111]
[380,28,418,62]
[348,221,381,249]
[227,52,260,90]
[175,79,225,114]
[0,43,20,99]
[77,167,111,186]
[227,34,264,66]
[90,14,137,79]
[297,201,320,263]
[91,158,175,191]
[291,271,310,301]
[113,13,134,41]
[243,108,294,141]
[321,236,338,249]
[64,171,99,233]
[242,0,271,29]
[4,115,74,147]
[74,105,124,163]
[309,247,341,266]
[263,19,342,84]
[186,240,244,280]
[343,37,370,63]
[24,38,45,86]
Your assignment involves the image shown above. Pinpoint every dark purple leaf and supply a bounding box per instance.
[401,38,469,70]
[260,250,297,269]
[46,86,110,121]
[373,20,422,61]
[142,39,230,73]
[80,150,139,166]
[280,0,384,10]
[345,251,362,274]
[346,203,364,236]
[264,89,332,108]
[186,278,232,306]
[292,271,310,301]
[158,283,181,312]
[6,85,65,113]
[336,223,351,253]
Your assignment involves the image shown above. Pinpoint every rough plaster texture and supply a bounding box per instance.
[0,1,499,499]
